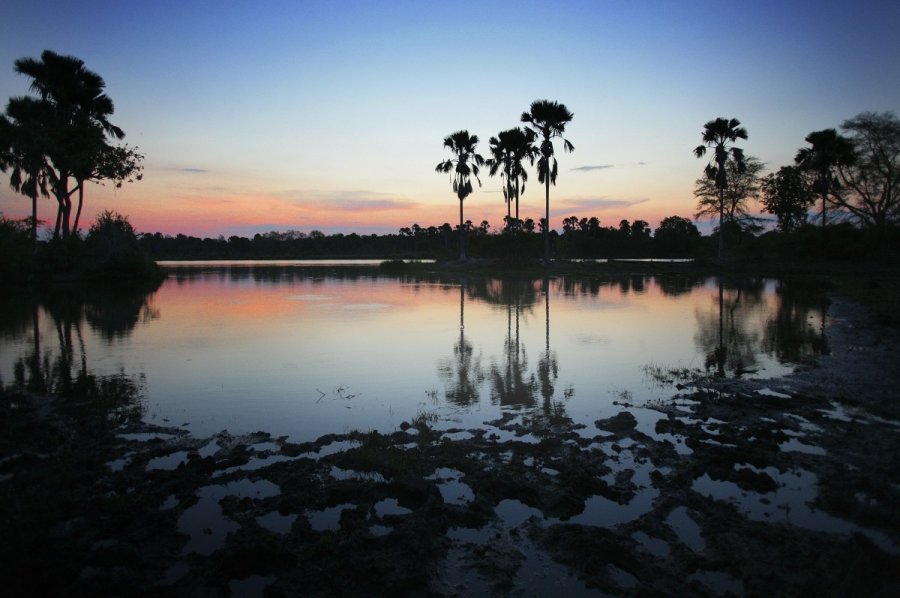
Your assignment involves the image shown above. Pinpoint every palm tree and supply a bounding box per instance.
[794,128,855,228]
[14,50,125,238]
[435,130,483,260]
[2,98,52,243]
[521,100,574,262]
[485,127,538,231]
[693,117,748,259]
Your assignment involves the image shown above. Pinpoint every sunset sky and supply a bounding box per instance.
[2,0,898,238]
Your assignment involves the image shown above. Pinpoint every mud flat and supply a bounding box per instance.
[2,297,899,596]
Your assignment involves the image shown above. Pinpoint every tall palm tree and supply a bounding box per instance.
[485,127,538,231]
[2,97,52,243]
[693,117,748,259]
[14,50,124,238]
[521,100,574,262]
[794,128,855,228]
[435,130,483,260]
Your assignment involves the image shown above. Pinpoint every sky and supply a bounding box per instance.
[1,0,898,238]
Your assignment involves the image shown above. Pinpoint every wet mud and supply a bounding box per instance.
[2,298,899,596]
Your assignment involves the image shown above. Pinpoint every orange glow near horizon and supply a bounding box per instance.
[1,159,695,238]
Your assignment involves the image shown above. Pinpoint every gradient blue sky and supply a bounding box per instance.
[2,0,898,237]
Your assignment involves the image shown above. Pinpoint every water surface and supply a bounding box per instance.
[1,263,829,441]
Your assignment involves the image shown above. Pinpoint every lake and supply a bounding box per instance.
[1,262,829,442]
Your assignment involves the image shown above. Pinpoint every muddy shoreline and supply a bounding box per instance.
[2,297,899,596]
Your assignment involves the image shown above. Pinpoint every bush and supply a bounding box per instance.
[0,217,33,280]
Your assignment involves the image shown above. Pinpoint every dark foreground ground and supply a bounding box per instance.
[2,284,900,595]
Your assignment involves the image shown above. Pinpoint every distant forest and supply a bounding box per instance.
[137,216,692,261]
[135,216,896,261]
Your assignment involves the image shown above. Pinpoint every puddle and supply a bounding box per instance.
[308,503,355,532]
[692,469,898,553]
[300,440,361,460]
[565,488,657,527]
[779,438,827,456]
[222,454,295,474]
[256,511,297,534]
[495,499,544,526]
[146,451,190,471]
[666,506,705,552]
[370,524,392,536]
[118,432,178,442]
[106,457,130,472]
[631,531,670,557]
[427,468,475,506]
[374,498,412,517]
[178,479,280,555]
[197,440,220,458]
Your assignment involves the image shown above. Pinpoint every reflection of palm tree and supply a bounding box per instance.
[695,278,760,377]
[490,293,536,407]
[537,278,559,411]
[439,281,483,406]
[763,281,830,364]
[694,118,748,259]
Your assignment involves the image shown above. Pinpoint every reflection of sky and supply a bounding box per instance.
[1,272,823,441]
[1,1,898,237]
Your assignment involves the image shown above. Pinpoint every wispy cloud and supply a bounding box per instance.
[181,167,208,173]
[283,189,420,212]
[571,164,614,172]
[558,197,651,212]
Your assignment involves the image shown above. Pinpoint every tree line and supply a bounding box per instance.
[441,105,899,262]
[692,113,900,258]
[3,51,898,271]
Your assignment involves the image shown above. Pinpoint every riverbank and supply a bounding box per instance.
[1,278,899,594]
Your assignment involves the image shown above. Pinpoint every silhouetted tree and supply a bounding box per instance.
[10,50,138,239]
[1,98,51,242]
[485,127,537,230]
[694,117,748,259]
[694,155,763,237]
[834,111,900,229]
[760,165,815,232]
[654,215,701,255]
[521,100,574,262]
[795,128,855,228]
[435,130,483,260]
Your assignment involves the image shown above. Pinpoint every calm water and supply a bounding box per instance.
[1,263,828,441]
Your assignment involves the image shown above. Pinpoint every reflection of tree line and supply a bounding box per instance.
[1,283,159,424]
[695,278,829,377]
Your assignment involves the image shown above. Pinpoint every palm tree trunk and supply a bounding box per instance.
[515,178,520,225]
[506,182,512,232]
[31,191,38,245]
[544,175,550,263]
[458,198,466,261]
[73,182,85,235]
[718,187,725,259]
[53,200,63,239]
